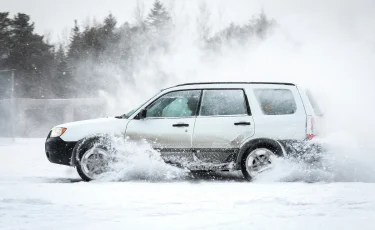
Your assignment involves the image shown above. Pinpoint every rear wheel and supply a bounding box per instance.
[241,147,278,181]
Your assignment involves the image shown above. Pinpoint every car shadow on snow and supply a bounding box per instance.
[40,171,246,183]
[38,177,84,183]
[186,171,246,182]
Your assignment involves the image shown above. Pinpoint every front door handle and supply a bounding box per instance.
[234,122,251,126]
[173,123,189,127]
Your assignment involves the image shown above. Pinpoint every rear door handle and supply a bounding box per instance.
[234,122,251,126]
[173,123,189,127]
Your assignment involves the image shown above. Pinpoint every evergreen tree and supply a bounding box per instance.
[82,25,101,55]
[6,13,54,98]
[103,13,117,35]
[207,11,275,49]
[144,0,172,53]
[67,20,84,63]
[53,45,72,97]
[99,13,119,60]
[0,12,11,68]
[146,0,171,31]
[0,8,277,99]
[250,11,276,39]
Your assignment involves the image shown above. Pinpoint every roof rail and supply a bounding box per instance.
[170,82,295,88]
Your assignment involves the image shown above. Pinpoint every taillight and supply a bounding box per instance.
[306,134,315,140]
[306,116,315,140]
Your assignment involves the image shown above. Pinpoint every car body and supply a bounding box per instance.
[45,82,322,181]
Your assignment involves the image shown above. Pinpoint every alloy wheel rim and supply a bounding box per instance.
[80,148,109,180]
[245,148,275,177]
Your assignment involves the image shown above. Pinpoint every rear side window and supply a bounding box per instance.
[199,89,248,116]
[254,89,297,115]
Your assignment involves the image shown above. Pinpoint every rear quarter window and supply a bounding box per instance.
[254,89,297,115]
[306,89,323,116]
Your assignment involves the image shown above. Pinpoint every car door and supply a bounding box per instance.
[192,89,255,163]
[125,90,201,164]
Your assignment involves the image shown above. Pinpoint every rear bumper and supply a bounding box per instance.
[279,140,325,163]
[45,136,77,166]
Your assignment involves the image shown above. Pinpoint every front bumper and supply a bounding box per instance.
[45,135,77,166]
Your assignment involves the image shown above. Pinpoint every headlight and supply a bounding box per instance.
[50,127,67,137]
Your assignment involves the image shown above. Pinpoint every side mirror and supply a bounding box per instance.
[139,109,147,119]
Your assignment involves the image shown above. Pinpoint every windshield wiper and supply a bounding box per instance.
[115,114,126,119]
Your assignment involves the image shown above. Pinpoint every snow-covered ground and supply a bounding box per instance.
[1,139,374,230]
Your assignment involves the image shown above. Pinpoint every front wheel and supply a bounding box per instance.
[76,146,111,181]
[241,147,278,181]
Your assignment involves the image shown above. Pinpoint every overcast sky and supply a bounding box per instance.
[2,0,375,44]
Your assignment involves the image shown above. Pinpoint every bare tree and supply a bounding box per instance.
[57,27,70,52]
[134,0,145,27]
[196,1,212,42]
[167,0,176,22]
[217,3,225,29]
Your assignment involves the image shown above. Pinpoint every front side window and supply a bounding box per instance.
[199,89,248,116]
[254,89,297,115]
[146,90,201,118]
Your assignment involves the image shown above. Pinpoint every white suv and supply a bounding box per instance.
[45,82,322,181]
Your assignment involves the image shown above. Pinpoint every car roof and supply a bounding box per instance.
[163,82,295,91]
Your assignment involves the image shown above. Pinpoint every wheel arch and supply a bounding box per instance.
[70,133,113,166]
[235,138,285,169]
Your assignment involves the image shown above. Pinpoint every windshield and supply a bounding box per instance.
[123,106,141,118]
[119,91,161,119]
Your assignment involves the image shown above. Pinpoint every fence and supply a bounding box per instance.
[0,98,107,138]
[1,70,109,138]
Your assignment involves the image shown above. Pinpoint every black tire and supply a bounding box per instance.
[74,135,114,182]
[240,145,279,181]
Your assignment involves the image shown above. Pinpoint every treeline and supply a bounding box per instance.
[0,0,276,99]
